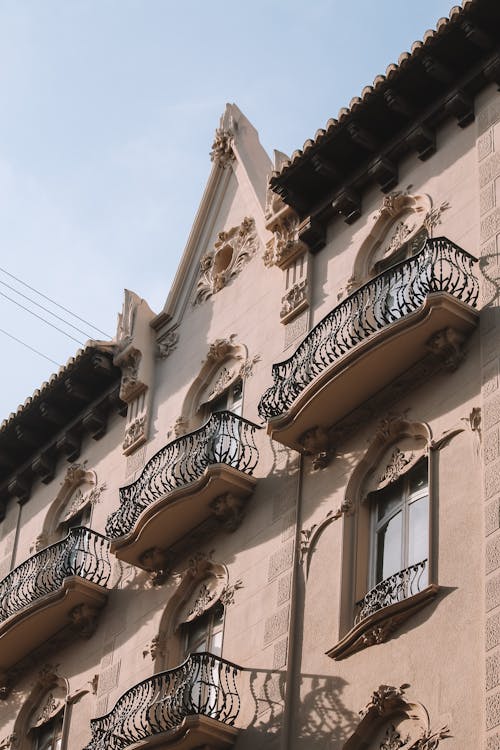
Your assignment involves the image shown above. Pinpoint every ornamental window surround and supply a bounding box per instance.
[328,418,439,660]
[369,458,429,591]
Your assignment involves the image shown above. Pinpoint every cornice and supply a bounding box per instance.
[270,0,500,249]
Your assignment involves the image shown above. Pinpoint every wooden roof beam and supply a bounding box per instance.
[405,125,436,161]
[369,157,399,194]
[331,188,361,225]
[383,89,415,119]
[32,451,57,485]
[445,90,475,128]
[421,55,454,86]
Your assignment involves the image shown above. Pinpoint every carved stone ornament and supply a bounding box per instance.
[143,634,165,662]
[186,583,215,620]
[299,426,333,469]
[280,279,308,321]
[300,501,353,567]
[157,323,180,360]
[69,603,100,638]
[209,492,245,532]
[60,482,106,524]
[360,684,411,719]
[210,127,234,167]
[0,734,17,750]
[379,725,406,750]
[118,348,143,402]
[139,547,171,586]
[172,416,188,438]
[187,551,214,579]
[264,207,307,269]
[220,579,243,607]
[379,448,414,486]
[207,367,233,401]
[361,621,397,647]
[205,335,237,364]
[0,672,12,701]
[426,327,466,371]
[348,192,450,293]
[193,217,258,305]
[238,354,261,380]
[33,692,64,727]
[63,461,88,485]
[122,415,146,452]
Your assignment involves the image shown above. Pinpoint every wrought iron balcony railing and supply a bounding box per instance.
[106,411,261,540]
[258,238,479,421]
[0,527,111,624]
[354,559,428,624]
[84,652,241,750]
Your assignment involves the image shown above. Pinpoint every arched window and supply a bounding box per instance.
[184,600,224,658]
[13,672,67,750]
[327,418,439,660]
[369,458,428,589]
[34,464,103,552]
[150,556,228,673]
[31,710,64,750]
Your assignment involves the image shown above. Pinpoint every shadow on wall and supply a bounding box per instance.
[235,668,359,750]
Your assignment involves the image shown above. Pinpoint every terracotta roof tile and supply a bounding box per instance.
[274,0,475,179]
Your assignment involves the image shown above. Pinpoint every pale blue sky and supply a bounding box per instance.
[0,0,455,420]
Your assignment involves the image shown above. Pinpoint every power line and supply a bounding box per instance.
[0,265,112,338]
[0,278,93,339]
[0,290,85,346]
[0,328,60,367]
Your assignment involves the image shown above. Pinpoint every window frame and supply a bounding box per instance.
[327,421,440,661]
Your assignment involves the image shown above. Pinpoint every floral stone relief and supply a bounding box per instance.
[193,217,259,305]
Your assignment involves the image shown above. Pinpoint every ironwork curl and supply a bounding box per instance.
[355,559,428,623]
[0,527,111,624]
[258,238,478,420]
[106,411,260,540]
[83,652,241,750]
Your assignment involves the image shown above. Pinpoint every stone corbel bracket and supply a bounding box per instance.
[299,426,334,470]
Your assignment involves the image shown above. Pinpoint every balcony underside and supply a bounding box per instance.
[126,716,239,750]
[110,465,256,569]
[267,293,478,452]
[326,584,439,660]
[0,576,107,672]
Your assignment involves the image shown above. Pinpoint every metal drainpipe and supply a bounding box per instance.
[280,451,304,750]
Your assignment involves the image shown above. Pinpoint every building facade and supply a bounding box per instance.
[0,1,499,748]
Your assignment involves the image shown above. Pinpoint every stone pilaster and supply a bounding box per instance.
[478,97,500,748]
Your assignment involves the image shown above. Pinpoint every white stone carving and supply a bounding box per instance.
[210,127,234,167]
[157,323,180,360]
[193,217,258,304]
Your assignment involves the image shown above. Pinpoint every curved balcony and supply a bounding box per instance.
[327,559,439,659]
[106,411,260,568]
[259,237,479,451]
[0,527,110,672]
[84,652,241,750]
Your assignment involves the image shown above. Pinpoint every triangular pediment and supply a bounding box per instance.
[153,103,272,330]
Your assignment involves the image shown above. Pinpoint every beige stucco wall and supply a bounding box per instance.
[0,84,494,750]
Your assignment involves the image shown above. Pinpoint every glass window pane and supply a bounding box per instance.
[210,629,223,657]
[409,460,427,495]
[376,511,402,583]
[376,483,402,523]
[408,495,429,567]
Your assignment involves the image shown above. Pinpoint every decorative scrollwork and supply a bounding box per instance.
[194,218,258,304]
[355,560,428,624]
[258,238,478,421]
[0,528,111,624]
[83,653,241,750]
[105,411,261,540]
